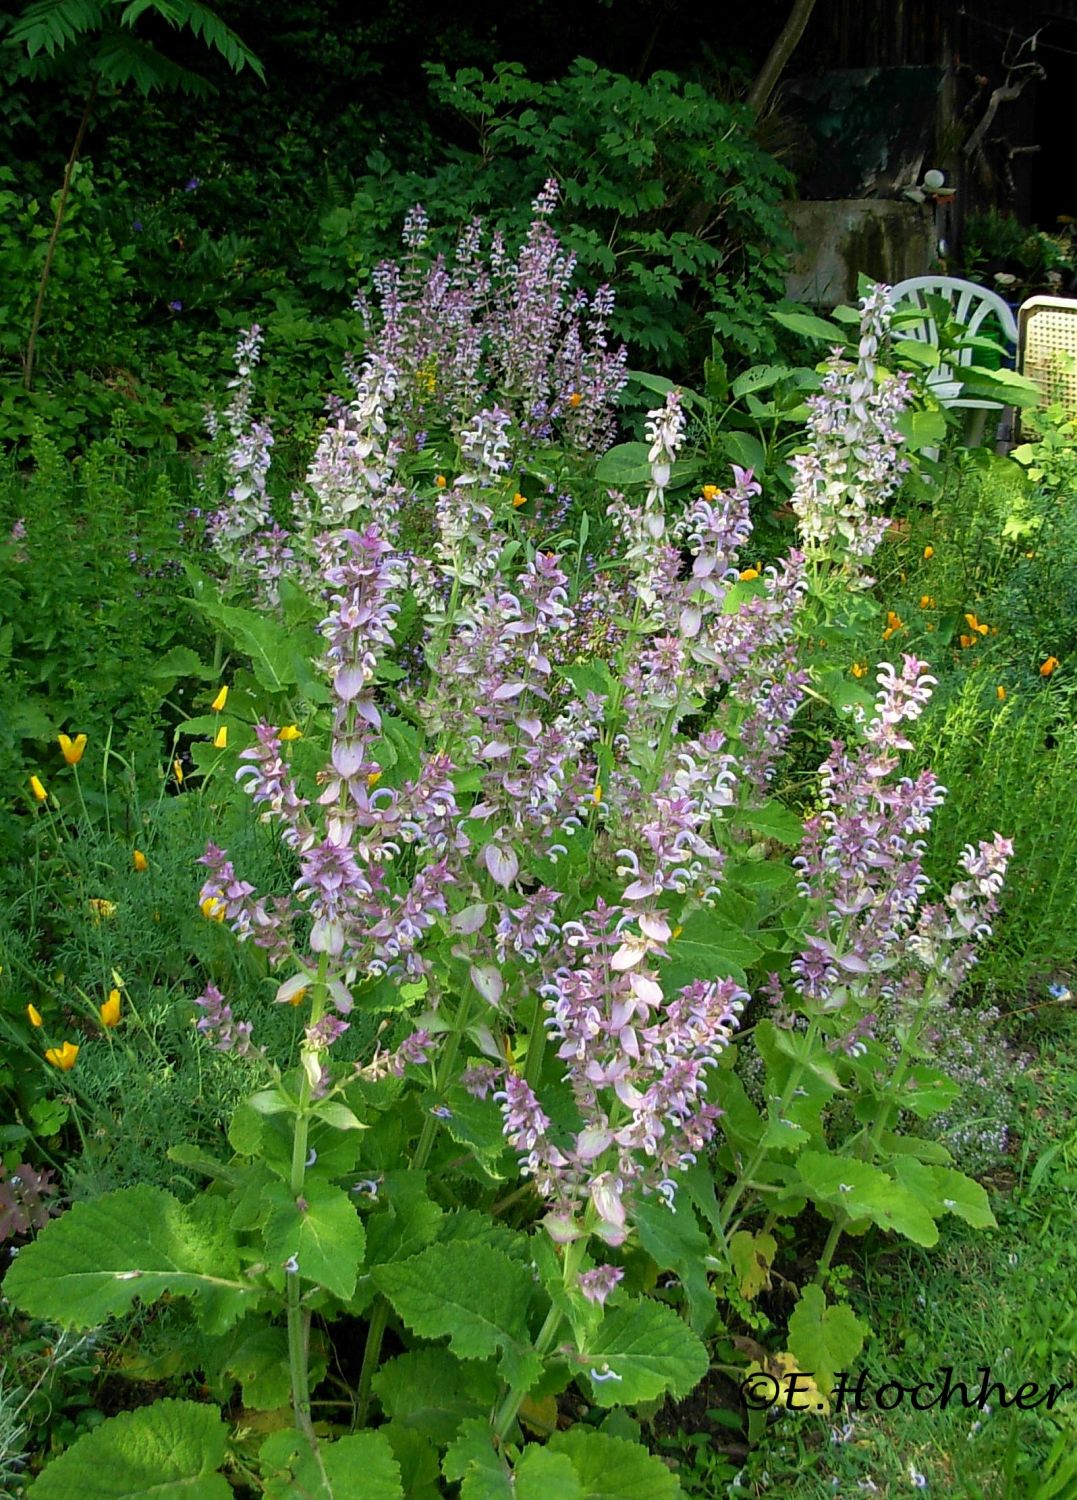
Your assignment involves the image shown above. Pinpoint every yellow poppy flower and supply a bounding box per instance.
[366,770,382,788]
[567,392,583,408]
[99,989,122,1028]
[173,758,184,785]
[213,726,228,749]
[279,724,302,741]
[851,661,868,679]
[45,1041,79,1071]
[923,545,934,559]
[701,485,719,501]
[58,733,87,766]
[211,685,229,712]
[27,1003,43,1028]
[88,898,117,922]
[739,566,761,581]
[959,634,975,649]
[133,849,148,872]
[881,611,904,642]
[435,474,447,489]
[996,685,1007,701]
[964,613,989,636]
[512,492,528,508]
[1040,656,1060,677]
[919,595,935,609]
[29,775,47,802]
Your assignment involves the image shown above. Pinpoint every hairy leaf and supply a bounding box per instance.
[580,1298,709,1405]
[24,1399,230,1499]
[5,1186,253,1331]
[374,1242,533,1360]
[546,1429,682,1500]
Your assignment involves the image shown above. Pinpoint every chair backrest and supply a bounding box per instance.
[1018,296,1077,420]
[889,275,1018,410]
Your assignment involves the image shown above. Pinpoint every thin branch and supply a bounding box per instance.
[747,0,819,116]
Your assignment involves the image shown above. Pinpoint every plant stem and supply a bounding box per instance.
[286,953,329,1443]
[353,980,479,1429]
[492,1235,587,1442]
[524,983,547,1091]
[353,1296,390,1430]
[719,1015,821,1231]
[23,77,99,391]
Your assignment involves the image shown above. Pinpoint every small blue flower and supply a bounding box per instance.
[184,177,201,192]
[133,219,143,233]
[168,300,183,312]
[1048,983,1072,1002]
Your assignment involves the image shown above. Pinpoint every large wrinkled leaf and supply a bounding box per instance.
[25,1400,230,1499]
[580,1299,709,1405]
[262,1180,366,1301]
[5,1186,253,1331]
[374,1242,533,1361]
[547,1430,682,1500]
[260,1430,402,1499]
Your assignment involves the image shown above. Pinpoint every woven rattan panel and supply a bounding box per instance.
[1019,298,1077,419]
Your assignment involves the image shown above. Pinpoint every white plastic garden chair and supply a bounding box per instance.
[889,275,1019,447]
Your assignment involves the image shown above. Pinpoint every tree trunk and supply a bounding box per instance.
[23,76,99,392]
[748,0,820,115]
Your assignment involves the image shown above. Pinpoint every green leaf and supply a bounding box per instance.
[721,431,766,472]
[365,1172,445,1269]
[898,1065,961,1119]
[147,644,204,680]
[894,408,948,451]
[203,1321,292,1410]
[659,908,761,991]
[731,364,795,397]
[373,1350,498,1446]
[770,309,845,342]
[5,1187,253,1331]
[263,1181,366,1301]
[248,1087,293,1116]
[581,1299,709,1405]
[593,442,694,488]
[374,1242,533,1361]
[441,1086,515,1177]
[260,1430,403,1500]
[893,1160,997,1230]
[514,1448,584,1500]
[24,1399,230,1499]
[634,1197,714,1332]
[442,1419,511,1500]
[193,598,309,694]
[796,1152,938,1246]
[739,799,803,845]
[546,1429,682,1500]
[311,1099,367,1131]
[786,1285,867,1396]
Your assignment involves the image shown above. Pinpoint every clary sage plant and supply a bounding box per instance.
[7,206,1009,1497]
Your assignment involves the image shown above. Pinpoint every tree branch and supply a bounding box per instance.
[747,0,819,115]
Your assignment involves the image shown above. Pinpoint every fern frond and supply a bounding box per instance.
[93,28,212,93]
[8,0,104,58]
[115,0,263,79]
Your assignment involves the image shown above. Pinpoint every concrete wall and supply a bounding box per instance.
[785,200,936,305]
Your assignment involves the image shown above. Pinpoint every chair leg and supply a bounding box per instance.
[965,408,988,447]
